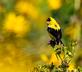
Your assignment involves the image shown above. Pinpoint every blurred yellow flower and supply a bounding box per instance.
[0,42,33,72]
[3,12,30,36]
[64,23,81,40]
[48,0,62,10]
[40,54,49,63]
[15,1,39,19]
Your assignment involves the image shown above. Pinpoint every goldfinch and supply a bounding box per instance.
[46,17,63,47]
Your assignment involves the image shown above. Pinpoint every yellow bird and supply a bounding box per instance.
[46,17,63,47]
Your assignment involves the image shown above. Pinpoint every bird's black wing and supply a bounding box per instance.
[47,27,62,40]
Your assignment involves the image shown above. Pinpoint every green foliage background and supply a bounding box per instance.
[0,0,81,72]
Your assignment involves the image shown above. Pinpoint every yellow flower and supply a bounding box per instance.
[40,54,49,63]
[3,13,15,32]
[3,12,30,36]
[40,52,64,67]
[0,42,33,72]
[48,0,62,10]
[64,23,81,40]
[68,62,75,71]
[49,53,62,67]
[15,1,39,19]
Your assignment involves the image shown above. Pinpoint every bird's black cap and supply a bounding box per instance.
[47,18,51,21]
